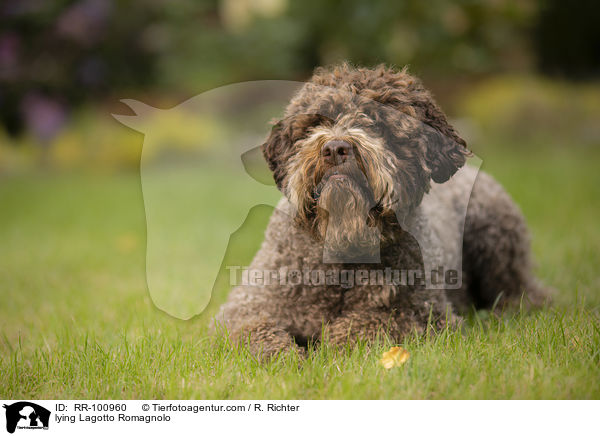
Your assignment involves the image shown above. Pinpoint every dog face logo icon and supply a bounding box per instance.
[3,402,50,434]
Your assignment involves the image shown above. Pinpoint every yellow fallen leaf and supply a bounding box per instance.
[380,346,410,369]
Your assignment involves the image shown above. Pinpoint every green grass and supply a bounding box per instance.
[1,146,599,399]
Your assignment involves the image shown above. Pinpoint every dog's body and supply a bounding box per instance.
[214,64,549,357]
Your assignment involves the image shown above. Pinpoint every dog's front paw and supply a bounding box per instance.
[227,321,305,362]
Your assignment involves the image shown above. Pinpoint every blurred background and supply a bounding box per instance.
[1,0,599,328]
[1,0,600,170]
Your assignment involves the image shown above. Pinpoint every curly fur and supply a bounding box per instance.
[214,64,550,359]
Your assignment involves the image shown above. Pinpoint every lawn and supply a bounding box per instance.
[1,145,599,399]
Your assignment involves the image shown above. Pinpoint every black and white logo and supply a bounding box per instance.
[3,402,50,434]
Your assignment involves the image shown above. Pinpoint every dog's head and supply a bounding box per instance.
[263,64,470,254]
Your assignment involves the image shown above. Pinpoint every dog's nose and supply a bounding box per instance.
[322,140,353,165]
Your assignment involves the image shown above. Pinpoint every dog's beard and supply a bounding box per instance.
[314,161,380,261]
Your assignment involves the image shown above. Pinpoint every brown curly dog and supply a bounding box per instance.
[214,64,550,359]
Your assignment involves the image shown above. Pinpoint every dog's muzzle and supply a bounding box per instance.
[321,139,353,167]
[313,155,381,261]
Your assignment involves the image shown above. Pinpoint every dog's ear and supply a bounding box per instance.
[374,69,471,184]
[423,124,470,183]
[414,96,470,183]
[262,119,289,190]
[262,114,329,190]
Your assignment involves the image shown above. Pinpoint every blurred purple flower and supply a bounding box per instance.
[21,93,67,143]
[56,0,112,46]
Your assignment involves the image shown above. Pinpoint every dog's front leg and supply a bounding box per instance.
[212,295,305,360]
[324,309,414,347]
[229,320,305,360]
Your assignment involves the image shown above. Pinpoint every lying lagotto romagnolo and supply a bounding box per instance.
[214,64,550,358]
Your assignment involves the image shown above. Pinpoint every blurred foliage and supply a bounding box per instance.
[2,75,599,174]
[0,108,142,172]
[156,0,539,87]
[0,0,540,138]
[1,0,599,170]
[459,76,600,149]
[0,0,164,137]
